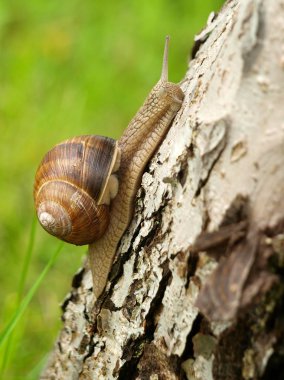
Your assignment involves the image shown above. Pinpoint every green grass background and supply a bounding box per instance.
[0,0,224,378]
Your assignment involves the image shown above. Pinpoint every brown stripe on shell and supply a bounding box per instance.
[34,135,118,204]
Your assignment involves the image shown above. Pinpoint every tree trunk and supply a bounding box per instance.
[41,0,284,379]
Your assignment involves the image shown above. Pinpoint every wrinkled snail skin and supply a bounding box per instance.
[89,37,184,298]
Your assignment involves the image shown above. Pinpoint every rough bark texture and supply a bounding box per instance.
[41,0,284,379]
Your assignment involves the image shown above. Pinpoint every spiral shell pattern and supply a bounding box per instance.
[34,135,119,245]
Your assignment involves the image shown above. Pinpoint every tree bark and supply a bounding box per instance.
[41,0,284,379]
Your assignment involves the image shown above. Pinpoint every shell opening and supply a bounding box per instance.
[98,174,119,205]
[97,144,121,205]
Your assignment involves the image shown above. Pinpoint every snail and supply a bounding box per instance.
[34,37,184,298]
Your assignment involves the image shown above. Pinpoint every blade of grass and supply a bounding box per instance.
[17,216,37,301]
[0,242,64,348]
[26,353,49,380]
[0,216,37,375]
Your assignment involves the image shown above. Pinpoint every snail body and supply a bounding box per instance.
[34,37,184,298]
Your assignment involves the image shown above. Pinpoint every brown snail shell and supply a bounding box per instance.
[34,135,120,245]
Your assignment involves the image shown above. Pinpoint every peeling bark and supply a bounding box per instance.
[41,0,284,379]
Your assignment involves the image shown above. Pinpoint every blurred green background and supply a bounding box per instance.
[0,0,224,378]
